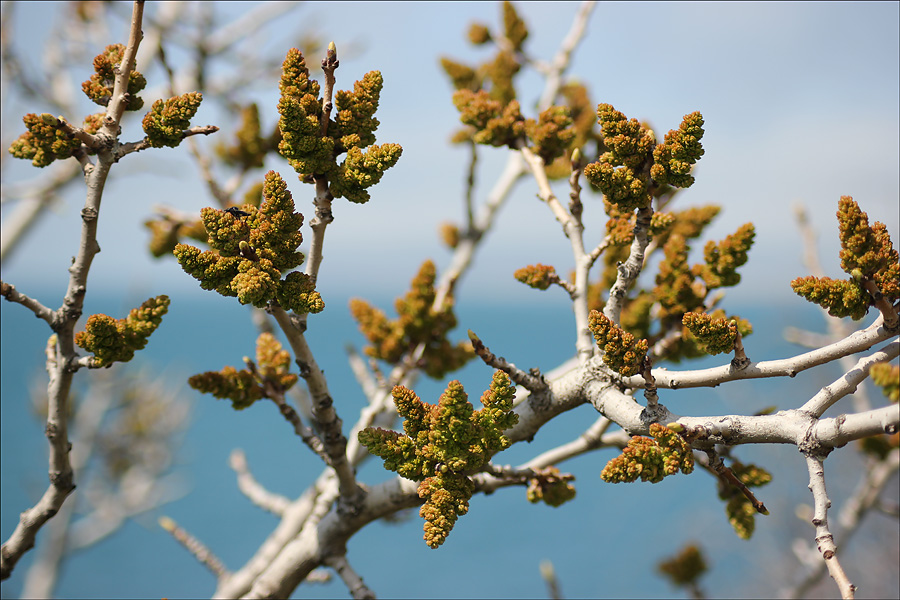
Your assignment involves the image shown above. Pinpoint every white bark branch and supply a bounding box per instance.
[804,455,856,599]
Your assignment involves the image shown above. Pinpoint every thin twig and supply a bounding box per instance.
[603,205,653,326]
[116,125,220,160]
[616,316,896,390]
[229,449,290,516]
[804,454,856,599]
[799,341,900,417]
[468,329,548,393]
[322,554,376,600]
[0,1,148,581]
[787,449,900,598]
[159,516,229,579]
[703,451,768,514]
[270,307,360,506]
[0,281,56,326]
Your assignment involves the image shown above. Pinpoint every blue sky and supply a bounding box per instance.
[1,1,898,309]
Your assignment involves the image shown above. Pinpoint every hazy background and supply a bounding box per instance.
[2,2,898,598]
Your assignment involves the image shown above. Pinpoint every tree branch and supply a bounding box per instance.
[804,455,856,599]
[0,1,149,580]
[159,516,229,580]
[617,315,895,390]
[230,449,290,516]
[322,554,376,600]
[270,307,360,506]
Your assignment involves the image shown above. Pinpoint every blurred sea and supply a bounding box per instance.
[2,292,895,598]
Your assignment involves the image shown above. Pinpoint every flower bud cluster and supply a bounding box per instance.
[358,371,519,547]
[81,44,146,110]
[8,113,82,168]
[588,310,649,377]
[188,333,298,410]
[870,362,899,403]
[681,311,749,356]
[514,264,557,290]
[174,171,324,314]
[792,196,899,320]
[583,105,705,212]
[75,296,170,367]
[277,49,402,204]
[142,92,204,148]
[216,103,272,171]
[601,423,694,484]
[526,467,577,507]
[650,112,705,188]
[349,260,473,379]
[657,544,708,588]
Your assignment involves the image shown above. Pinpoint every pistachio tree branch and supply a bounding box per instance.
[306,42,339,287]
[104,0,144,133]
[536,1,596,111]
[519,145,594,363]
[603,205,653,326]
[787,448,900,598]
[804,455,856,599]
[468,329,548,393]
[0,280,56,326]
[213,482,325,598]
[115,124,220,159]
[158,516,229,580]
[238,378,898,599]
[0,160,81,262]
[246,358,330,462]
[230,449,291,516]
[616,315,896,390]
[322,554,376,600]
[799,341,899,417]
[0,1,147,580]
[435,152,527,306]
[270,307,360,505]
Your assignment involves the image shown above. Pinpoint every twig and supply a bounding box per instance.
[519,145,594,363]
[464,140,478,229]
[703,451,768,514]
[804,454,856,599]
[104,0,144,132]
[159,516,229,579]
[0,281,56,326]
[603,205,653,326]
[0,160,81,262]
[245,356,330,461]
[116,125,220,160]
[0,1,148,580]
[616,316,896,390]
[523,417,616,468]
[787,448,900,598]
[730,325,750,370]
[229,450,290,516]
[468,329,548,393]
[540,559,564,600]
[640,355,661,417]
[568,149,584,226]
[305,42,339,287]
[345,344,379,403]
[536,1,596,111]
[799,341,899,417]
[270,307,360,507]
[435,152,527,306]
[322,554,376,600]
[862,277,899,330]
